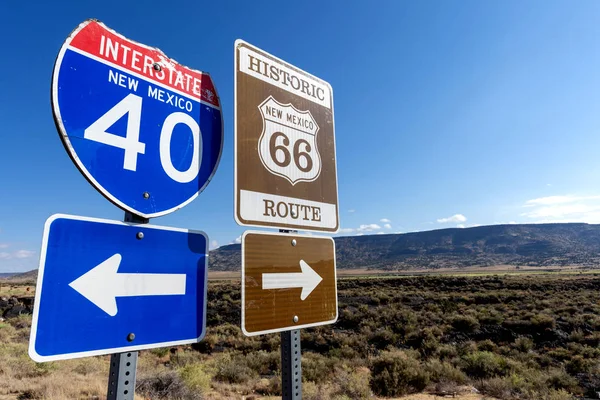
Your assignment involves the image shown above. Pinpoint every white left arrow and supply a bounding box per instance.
[68,253,186,317]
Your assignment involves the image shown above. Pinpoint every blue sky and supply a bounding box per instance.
[2,1,600,272]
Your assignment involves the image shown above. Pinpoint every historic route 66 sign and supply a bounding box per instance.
[234,40,339,233]
[258,96,322,185]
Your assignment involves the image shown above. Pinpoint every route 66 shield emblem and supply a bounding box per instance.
[258,96,322,185]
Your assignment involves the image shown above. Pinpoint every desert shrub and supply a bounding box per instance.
[245,350,280,375]
[1,343,57,379]
[546,389,577,400]
[424,359,467,384]
[253,376,281,396]
[7,314,32,330]
[531,314,556,331]
[331,365,371,399]
[478,339,498,352]
[461,351,512,379]
[137,369,201,400]
[0,322,17,342]
[456,341,478,357]
[565,355,593,374]
[368,327,396,349]
[514,336,534,352]
[149,347,171,358]
[568,329,585,343]
[405,328,440,356]
[583,332,600,347]
[547,348,572,361]
[170,350,205,367]
[451,314,480,332]
[478,308,505,325]
[302,352,338,382]
[545,368,580,393]
[476,377,513,399]
[328,345,361,361]
[302,381,320,400]
[370,350,429,396]
[212,352,258,384]
[178,363,211,394]
[390,309,418,335]
[439,297,459,313]
[435,344,458,361]
[71,357,105,376]
[190,334,219,354]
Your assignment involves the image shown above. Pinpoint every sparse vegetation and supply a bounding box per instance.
[2,273,600,399]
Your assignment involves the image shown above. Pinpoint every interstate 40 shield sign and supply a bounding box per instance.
[234,40,339,233]
[52,19,223,218]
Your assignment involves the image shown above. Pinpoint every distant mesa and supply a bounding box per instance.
[5,222,600,279]
[210,222,600,272]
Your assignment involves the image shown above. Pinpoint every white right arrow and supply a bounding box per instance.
[262,260,323,300]
[68,253,187,317]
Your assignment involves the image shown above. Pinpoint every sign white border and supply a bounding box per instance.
[29,213,209,362]
[233,39,340,233]
[52,19,224,218]
[240,230,338,337]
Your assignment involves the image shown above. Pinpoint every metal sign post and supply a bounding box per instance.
[107,351,138,400]
[281,329,302,400]
[106,212,146,400]
[279,229,301,400]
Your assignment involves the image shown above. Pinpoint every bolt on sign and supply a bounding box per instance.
[234,40,339,233]
[241,231,338,336]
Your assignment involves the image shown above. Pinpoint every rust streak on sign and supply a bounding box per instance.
[234,40,339,233]
[242,231,338,336]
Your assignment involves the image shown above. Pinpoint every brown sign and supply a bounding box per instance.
[241,231,338,336]
[234,40,339,233]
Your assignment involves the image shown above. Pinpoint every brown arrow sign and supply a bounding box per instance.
[241,231,338,336]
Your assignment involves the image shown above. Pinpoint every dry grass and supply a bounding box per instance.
[0,284,35,297]
[2,275,598,399]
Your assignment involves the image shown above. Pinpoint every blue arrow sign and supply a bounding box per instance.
[29,214,208,362]
[52,20,223,218]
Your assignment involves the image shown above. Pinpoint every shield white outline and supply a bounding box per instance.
[257,96,322,185]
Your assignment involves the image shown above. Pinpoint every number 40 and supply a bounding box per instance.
[84,93,202,183]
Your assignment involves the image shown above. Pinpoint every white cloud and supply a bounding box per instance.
[456,224,465,228]
[0,243,8,249]
[437,214,467,223]
[376,232,385,235]
[0,249,35,259]
[356,233,364,236]
[348,209,356,213]
[357,224,381,232]
[338,228,355,234]
[521,194,600,223]
[384,223,392,229]
[546,183,552,187]
[210,240,219,250]
[14,250,35,259]
[524,195,600,207]
[380,218,391,223]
